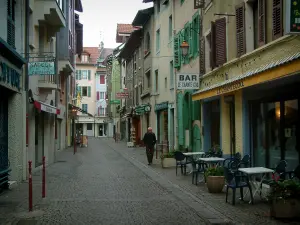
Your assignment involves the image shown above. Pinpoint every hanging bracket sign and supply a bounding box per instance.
[28,62,55,75]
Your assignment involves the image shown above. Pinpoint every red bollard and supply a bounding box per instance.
[42,156,46,198]
[28,160,33,211]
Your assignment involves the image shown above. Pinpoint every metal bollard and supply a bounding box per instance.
[42,156,46,198]
[28,160,33,211]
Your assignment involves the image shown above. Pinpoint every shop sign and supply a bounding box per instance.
[110,99,121,104]
[216,80,244,95]
[177,74,199,90]
[0,61,21,90]
[41,104,57,114]
[28,61,55,75]
[155,102,168,111]
[116,92,129,99]
[285,0,300,34]
[135,105,151,115]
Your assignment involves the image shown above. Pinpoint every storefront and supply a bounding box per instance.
[192,40,300,169]
[0,39,26,182]
[135,104,151,142]
[155,102,169,144]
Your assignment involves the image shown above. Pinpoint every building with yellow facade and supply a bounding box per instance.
[192,0,300,171]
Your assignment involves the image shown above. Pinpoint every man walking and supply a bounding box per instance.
[143,127,157,165]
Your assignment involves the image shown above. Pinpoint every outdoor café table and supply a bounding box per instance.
[198,157,225,166]
[183,152,205,174]
[238,167,274,204]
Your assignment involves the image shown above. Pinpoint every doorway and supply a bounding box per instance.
[99,124,104,136]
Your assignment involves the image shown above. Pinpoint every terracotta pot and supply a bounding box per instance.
[206,176,225,193]
[161,158,175,168]
[271,199,300,218]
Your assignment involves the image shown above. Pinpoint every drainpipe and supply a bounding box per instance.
[54,33,59,161]
[172,0,177,150]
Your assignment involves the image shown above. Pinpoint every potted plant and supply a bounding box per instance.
[268,177,300,219]
[160,151,175,168]
[204,166,225,193]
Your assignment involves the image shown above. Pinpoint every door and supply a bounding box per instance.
[192,125,201,152]
[57,120,61,150]
[225,96,236,156]
[0,96,8,170]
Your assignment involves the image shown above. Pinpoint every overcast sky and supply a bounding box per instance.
[79,0,153,49]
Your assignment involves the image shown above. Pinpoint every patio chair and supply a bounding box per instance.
[286,164,300,180]
[191,160,208,185]
[174,151,190,176]
[224,167,254,205]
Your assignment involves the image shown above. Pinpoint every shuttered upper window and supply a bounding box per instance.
[199,36,205,75]
[272,0,283,40]
[7,0,15,48]
[258,0,266,46]
[215,18,227,66]
[236,3,246,57]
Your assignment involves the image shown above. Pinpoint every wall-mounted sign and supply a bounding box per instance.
[285,0,300,34]
[28,61,55,75]
[116,92,129,99]
[177,74,199,90]
[110,99,121,104]
[216,80,244,95]
[0,61,21,90]
[155,102,168,111]
[135,104,151,115]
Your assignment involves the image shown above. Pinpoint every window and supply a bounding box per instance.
[236,3,246,57]
[135,87,139,105]
[76,70,81,80]
[7,0,16,48]
[145,32,150,54]
[97,92,99,100]
[169,15,173,40]
[81,86,91,97]
[272,0,283,40]
[100,75,105,84]
[133,52,137,71]
[100,92,105,99]
[157,0,160,13]
[213,17,227,67]
[165,77,167,89]
[82,104,88,113]
[170,61,174,88]
[155,70,159,92]
[145,70,151,88]
[81,70,88,79]
[98,107,105,116]
[156,29,160,52]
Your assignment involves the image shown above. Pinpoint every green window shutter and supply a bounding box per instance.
[75,70,78,80]
[80,86,82,96]
[192,100,201,120]
[177,93,184,146]
[184,23,190,64]
[173,34,180,68]
[88,86,91,97]
[7,0,15,48]
[180,29,185,65]
[88,70,91,80]
[192,13,200,58]
[189,22,194,58]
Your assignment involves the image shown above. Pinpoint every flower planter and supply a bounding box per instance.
[271,199,300,219]
[161,158,175,168]
[206,176,225,193]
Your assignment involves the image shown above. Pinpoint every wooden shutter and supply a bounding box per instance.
[180,29,185,65]
[272,0,283,40]
[192,100,200,120]
[88,86,91,97]
[199,36,205,75]
[258,0,266,46]
[97,91,99,100]
[177,93,184,146]
[184,23,190,63]
[236,3,246,57]
[173,34,180,68]
[188,22,193,58]
[78,70,82,80]
[215,18,227,66]
[76,70,79,80]
[210,21,216,69]
[100,75,105,84]
[88,70,91,80]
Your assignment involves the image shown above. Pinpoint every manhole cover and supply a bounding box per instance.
[17,219,37,225]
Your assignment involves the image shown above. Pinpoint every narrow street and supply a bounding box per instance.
[0,138,226,225]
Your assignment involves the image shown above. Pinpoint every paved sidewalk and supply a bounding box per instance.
[103,139,300,225]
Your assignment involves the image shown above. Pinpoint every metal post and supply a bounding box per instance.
[42,156,46,198]
[28,161,33,211]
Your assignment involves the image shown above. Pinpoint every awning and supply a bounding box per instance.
[34,101,60,115]
[192,52,300,101]
[68,103,93,116]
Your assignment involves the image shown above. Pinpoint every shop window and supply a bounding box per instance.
[87,123,92,130]
[81,87,87,96]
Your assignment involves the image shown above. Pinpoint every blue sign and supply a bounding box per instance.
[0,61,21,90]
[28,61,55,75]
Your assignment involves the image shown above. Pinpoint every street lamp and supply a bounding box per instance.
[180,40,189,57]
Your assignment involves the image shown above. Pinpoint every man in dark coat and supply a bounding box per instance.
[143,127,157,165]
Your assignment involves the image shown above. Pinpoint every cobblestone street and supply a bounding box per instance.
[0,138,224,225]
[1,138,299,225]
